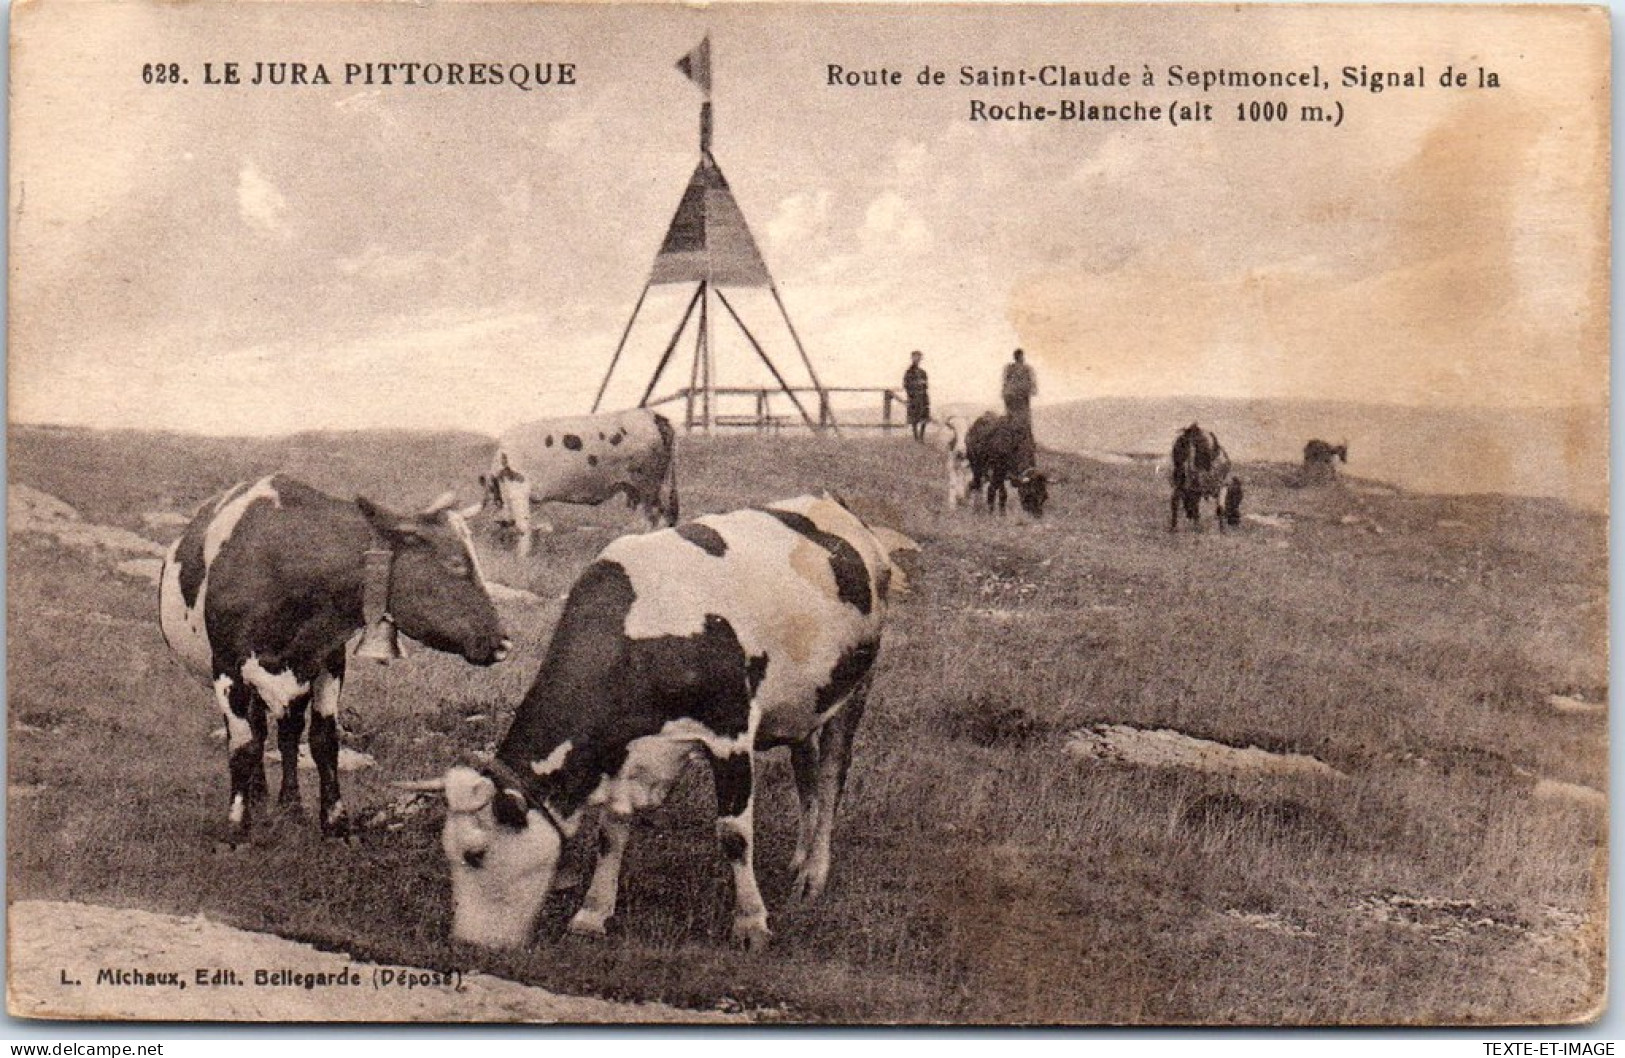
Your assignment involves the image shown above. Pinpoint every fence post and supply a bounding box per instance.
[883,391,894,429]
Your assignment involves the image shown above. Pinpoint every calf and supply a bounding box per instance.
[484,409,678,556]
[159,475,510,844]
[403,495,918,950]
[1169,423,1242,532]
[965,412,1050,518]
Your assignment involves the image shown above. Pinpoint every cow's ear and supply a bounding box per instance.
[356,496,429,548]
[871,526,920,558]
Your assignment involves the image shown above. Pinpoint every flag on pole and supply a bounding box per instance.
[676,36,711,95]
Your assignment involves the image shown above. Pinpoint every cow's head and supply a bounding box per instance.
[408,766,563,949]
[356,495,510,666]
[1013,469,1050,518]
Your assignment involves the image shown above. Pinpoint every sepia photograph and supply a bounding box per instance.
[5,0,1610,1026]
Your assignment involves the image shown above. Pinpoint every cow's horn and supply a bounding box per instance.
[391,778,448,793]
[423,491,459,515]
[455,501,483,521]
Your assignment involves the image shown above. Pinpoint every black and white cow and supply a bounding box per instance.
[159,475,511,845]
[1169,423,1242,532]
[402,495,918,950]
[483,409,678,556]
[965,412,1050,518]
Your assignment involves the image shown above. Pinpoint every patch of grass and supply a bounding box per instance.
[6,425,1606,1024]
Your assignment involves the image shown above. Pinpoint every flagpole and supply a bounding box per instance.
[593,279,652,413]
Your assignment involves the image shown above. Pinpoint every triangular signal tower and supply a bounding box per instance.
[591,36,835,432]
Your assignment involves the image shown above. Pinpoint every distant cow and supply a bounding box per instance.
[1169,423,1242,532]
[401,495,918,950]
[1303,439,1348,465]
[483,410,678,556]
[965,412,1050,518]
[159,475,510,845]
[1302,439,1348,484]
[942,415,974,509]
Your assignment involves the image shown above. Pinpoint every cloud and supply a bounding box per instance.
[860,190,932,255]
[237,161,289,236]
[885,139,931,184]
[334,244,437,283]
[765,189,833,252]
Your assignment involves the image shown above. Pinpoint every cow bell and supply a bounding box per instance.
[356,614,406,662]
[357,547,405,662]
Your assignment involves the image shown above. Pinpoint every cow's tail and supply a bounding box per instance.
[654,412,680,526]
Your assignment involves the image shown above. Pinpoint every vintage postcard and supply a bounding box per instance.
[6,1,1608,1025]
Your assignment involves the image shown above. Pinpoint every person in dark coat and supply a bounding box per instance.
[1002,348,1037,425]
[903,350,930,442]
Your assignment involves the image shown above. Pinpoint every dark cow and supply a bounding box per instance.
[159,475,510,844]
[1169,423,1242,532]
[402,495,918,950]
[1302,439,1349,485]
[964,412,1050,518]
[483,409,678,556]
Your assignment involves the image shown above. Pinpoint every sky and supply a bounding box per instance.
[9,2,1610,436]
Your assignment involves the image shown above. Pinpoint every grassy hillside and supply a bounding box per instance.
[5,424,1607,1023]
[1032,397,1608,513]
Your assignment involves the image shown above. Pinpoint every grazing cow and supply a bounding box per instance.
[159,475,511,845]
[1301,439,1348,485]
[402,495,918,950]
[1169,423,1242,532]
[1303,439,1348,466]
[483,409,678,556]
[942,415,974,510]
[965,412,1049,518]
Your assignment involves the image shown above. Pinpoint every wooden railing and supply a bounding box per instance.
[644,386,909,433]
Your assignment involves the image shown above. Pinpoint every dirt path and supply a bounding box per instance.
[8,901,745,1023]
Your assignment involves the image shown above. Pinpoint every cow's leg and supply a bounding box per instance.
[708,748,770,951]
[792,676,870,905]
[568,814,631,938]
[789,738,822,876]
[1182,490,1202,531]
[276,695,310,818]
[307,649,351,839]
[660,468,680,527]
[217,673,267,846]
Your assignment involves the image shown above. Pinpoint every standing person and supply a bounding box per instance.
[903,350,931,442]
[1002,347,1037,425]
